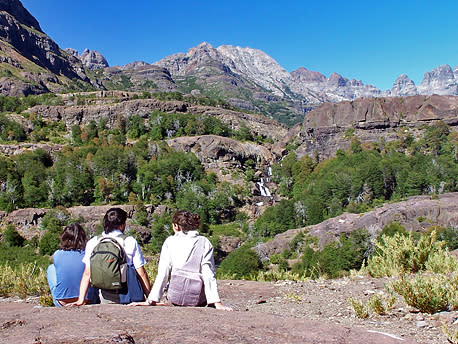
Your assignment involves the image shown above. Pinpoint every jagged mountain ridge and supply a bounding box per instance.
[150,42,458,123]
[153,42,386,105]
[2,1,458,126]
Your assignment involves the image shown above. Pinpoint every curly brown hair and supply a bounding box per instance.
[59,223,87,251]
[172,210,201,234]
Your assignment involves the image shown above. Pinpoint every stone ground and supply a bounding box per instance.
[1,277,455,343]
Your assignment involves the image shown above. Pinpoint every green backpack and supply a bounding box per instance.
[90,236,127,290]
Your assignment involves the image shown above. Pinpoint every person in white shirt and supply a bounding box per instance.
[136,210,232,311]
[71,207,151,305]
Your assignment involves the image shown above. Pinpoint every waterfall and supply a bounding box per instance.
[257,178,271,197]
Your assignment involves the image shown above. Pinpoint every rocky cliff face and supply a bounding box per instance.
[294,95,458,159]
[26,97,288,142]
[0,0,89,95]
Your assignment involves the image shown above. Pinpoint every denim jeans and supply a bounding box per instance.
[46,264,61,307]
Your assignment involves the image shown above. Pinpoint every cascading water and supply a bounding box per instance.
[256,165,273,197]
[257,178,271,197]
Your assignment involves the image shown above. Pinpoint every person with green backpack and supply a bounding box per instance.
[70,207,151,305]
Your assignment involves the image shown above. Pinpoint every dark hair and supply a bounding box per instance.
[172,210,201,234]
[103,207,127,234]
[59,223,87,251]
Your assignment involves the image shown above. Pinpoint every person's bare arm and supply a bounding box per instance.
[136,265,151,297]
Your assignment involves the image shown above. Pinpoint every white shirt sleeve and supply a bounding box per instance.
[81,237,98,266]
[125,236,146,269]
[201,238,221,304]
[147,238,172,303]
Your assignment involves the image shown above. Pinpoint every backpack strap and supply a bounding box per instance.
[181,236,205,273]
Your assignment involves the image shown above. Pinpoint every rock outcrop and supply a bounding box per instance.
[102,63,177,92]
[295,95,458,158]
[254,192,458,259]
[26,98,288,142]
[0,295,418,344]
[167,135,275,170]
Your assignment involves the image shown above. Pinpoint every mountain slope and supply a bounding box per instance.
[0,0,90,95]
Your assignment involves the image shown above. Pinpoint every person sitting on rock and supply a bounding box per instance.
[134,209,232,311]
[71,207,151,305]
[46,223,99,306]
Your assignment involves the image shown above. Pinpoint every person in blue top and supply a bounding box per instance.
[46,223,98,306]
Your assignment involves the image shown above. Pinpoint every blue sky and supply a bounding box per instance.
[21,0,458,91]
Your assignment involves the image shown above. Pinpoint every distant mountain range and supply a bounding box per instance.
[1,0,458,125]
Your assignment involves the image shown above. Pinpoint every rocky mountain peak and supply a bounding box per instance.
[80,48,109,70]
[217,44,291,96]
[187,41,220,60]
[65,48,109,70]
[391,74,417,96]
[328,72,347,87]
[154,41,225,76]
[417,64,458,95]
[290,67,327,83]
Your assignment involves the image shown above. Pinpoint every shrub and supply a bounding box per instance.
[348,294,395,318]
[389,273,458,314]
[38,230,60,256]
[217,245,262,279]
[348,297,369,319]
[39,207,72,256]
[434,226,458,251]
[269,253,289,271]
[424,249,458,274]
[442,325,458,344]
[367,230,445,277]
[292,229,370,279]
[2,224,25,247]
[147,213,173,253]
[378,222,408,238]
[0,263,48,298]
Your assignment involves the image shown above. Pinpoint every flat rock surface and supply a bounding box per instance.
[2,278,450,344]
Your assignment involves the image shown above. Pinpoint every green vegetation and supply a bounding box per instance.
[346,228,458,320]
[0,94,64,113]
[291,229,370,279]
[217,244,262,279]
[256,123,457,236]
[0,86,457,317]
